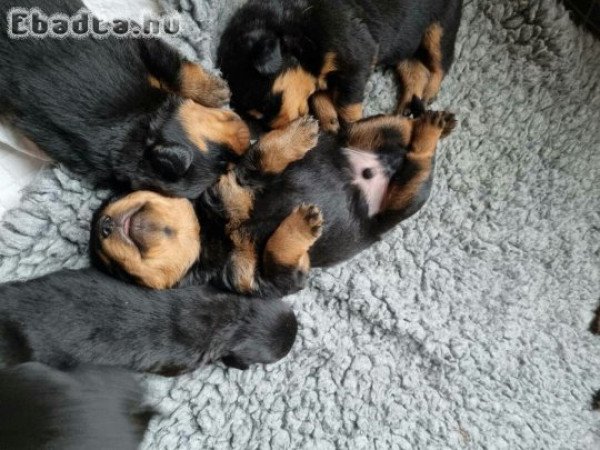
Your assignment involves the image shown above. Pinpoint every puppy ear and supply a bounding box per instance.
[246,30,283,75]
[148,144,193,182]
[221,353,250,371]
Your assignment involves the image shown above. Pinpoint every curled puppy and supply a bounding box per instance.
[0,363,155,450]
[0,0,250,198]
[92,110,455,296]
[0,268,298,373]
[218,0,462,131]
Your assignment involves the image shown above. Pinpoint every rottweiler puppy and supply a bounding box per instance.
[0,363,155,450]
[91,109,455,296]
[0,268,298,373]
[218,0,462,131]
[0,0,250,198]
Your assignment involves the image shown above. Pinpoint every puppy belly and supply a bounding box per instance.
[342,148,389,217]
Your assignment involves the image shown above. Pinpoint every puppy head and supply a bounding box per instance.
[218,24,318,130]
[221,299,298,370]
[91,191,200,290]
[136,97,238,199]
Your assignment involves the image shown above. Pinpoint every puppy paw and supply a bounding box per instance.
[421,110,457,138]
[233,121,251,155]
[199,74,231,108]
[296,203,324,239]
[310,91,340,134]
[287,116,320,152]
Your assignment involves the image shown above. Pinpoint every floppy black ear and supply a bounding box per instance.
[246,30,283,75]
[148,144,193,182]
[221,353,250,371]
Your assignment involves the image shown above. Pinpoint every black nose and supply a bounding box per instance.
[99,216,114,238]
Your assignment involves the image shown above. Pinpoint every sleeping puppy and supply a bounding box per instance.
[0,363,155,450]
[218,0,462,131]
[0,0,250,198]
[0,268,298,373]
[91,109,455,296]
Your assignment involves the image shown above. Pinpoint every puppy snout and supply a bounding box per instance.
[99,216,114,239]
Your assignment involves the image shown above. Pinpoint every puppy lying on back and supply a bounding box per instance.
[218,0,462,130]
[0,0,250,198]
[0,268,297,373]
[92,109,455,296]
[0,363,155,450]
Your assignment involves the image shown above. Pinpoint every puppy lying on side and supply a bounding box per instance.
[0,268,297,373]
[0,0,250,198]
[218,0,462,130]
[0,363,155,450]
[92,109,455,295]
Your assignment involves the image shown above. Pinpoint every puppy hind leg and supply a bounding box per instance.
[419,23,445,105]
[395,59,430,117]
[379,111,456,219]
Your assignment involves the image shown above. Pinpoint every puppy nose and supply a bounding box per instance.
[99,216,114,238]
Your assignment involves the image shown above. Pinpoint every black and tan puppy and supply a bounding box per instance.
[91,109,455,295]
[218,0,462,131]
[0,0,250,198]
[0,363,155,450]
[0,268,297,373]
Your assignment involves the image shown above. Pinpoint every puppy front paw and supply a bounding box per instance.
[297,203,324,239]
[200,74,231,108]
[180,62,231,107]
[289,116,320,152]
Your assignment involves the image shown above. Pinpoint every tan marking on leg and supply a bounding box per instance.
[179,62,231,107]
[338,103,363,123]
[229,231,257,294]
[310,91,340,133]
[317,52,337,90]
[382,111,455,212]
[215,173,257,293]
[347,115,414,151]
[259,116,319,174]
[216,171,254,229]
[271,67,317,129]
[421,23,445,102]
[395,59,430,115]
[179,100,251,155]
[264,204,323,272]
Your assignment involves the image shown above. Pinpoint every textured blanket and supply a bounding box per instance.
[1,0,599,448]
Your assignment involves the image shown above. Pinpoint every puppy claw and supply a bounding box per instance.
[296,204,324,239]
[421,110,457,138]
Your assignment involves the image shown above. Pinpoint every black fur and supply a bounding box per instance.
[0,363,155,450]
[190,115,442,296]
[218,0,462,126]
[0,268,298,373]
[0,0,234,198]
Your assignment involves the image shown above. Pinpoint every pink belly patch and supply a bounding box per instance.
[342,148,389,217]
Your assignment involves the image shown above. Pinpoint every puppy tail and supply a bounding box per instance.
[221,299,298,370]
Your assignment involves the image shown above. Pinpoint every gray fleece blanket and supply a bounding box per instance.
[1,0,599,448]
